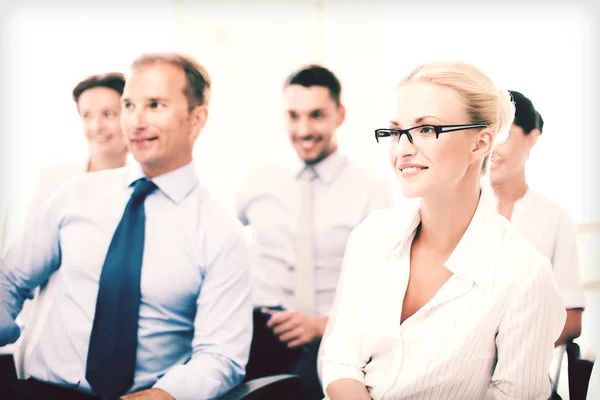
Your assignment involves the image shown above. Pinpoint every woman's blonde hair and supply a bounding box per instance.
[398,62,515,174]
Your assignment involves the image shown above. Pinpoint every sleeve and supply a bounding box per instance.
[153,230,253,400]
[0,183,66,346]
[490,257,566,399]
[363,179,395,219]
[321,226,371,391]
[550,209,585,310]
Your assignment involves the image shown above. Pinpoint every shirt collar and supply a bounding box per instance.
[294,150,347,184]
[395,186,500,293]
[491,186,532,223]
[126,162,199,204]
[444,186,499,293]
[124,153,136,167]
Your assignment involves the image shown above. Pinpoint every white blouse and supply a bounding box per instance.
[321,188,566,400]
[509,189,585,310]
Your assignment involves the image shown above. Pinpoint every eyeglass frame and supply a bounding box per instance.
[374,124,488,143]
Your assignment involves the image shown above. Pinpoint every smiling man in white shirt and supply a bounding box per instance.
[235,65,394,399]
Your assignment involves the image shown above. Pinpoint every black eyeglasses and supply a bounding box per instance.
[374,124,487,143]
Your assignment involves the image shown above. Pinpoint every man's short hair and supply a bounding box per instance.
[284,65,342,106]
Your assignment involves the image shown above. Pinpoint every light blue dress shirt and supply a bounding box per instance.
[0,162,253,400]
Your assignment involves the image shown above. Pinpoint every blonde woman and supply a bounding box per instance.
[321,62,566,399]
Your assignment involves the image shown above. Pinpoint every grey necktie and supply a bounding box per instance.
[295,167,317,315]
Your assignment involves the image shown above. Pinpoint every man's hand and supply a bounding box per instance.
[263,308,328,348]
[120,388,175,399]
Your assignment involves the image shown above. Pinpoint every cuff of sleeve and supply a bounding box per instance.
[153,363,224,400]
[322,362,365,392]
[561,291,586,310]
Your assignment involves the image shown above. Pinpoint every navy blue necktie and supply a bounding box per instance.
[86,178,157,399]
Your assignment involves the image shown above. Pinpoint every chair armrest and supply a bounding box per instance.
[220,374,301,400]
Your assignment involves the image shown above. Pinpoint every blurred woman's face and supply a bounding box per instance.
[491,123,539,185]
[78,86,127,159]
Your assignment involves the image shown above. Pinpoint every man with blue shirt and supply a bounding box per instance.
[0,52,253,400]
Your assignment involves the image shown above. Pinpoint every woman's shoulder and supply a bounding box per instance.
[524,189,571,219]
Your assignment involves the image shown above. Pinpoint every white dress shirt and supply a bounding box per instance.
[235,151,395,315]
[0,162,253,400]
[507,189,585,310]
[321,187,566,400]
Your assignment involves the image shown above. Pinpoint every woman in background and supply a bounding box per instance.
[4,72,130,379]
[491,90,584,347]
[2,72,130,251]
[27,72,130,220]
[321,62,565,399]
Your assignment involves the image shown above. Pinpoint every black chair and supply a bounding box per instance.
[566,341,596,400]
[220,374,301,400]
[551,341,596,400]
